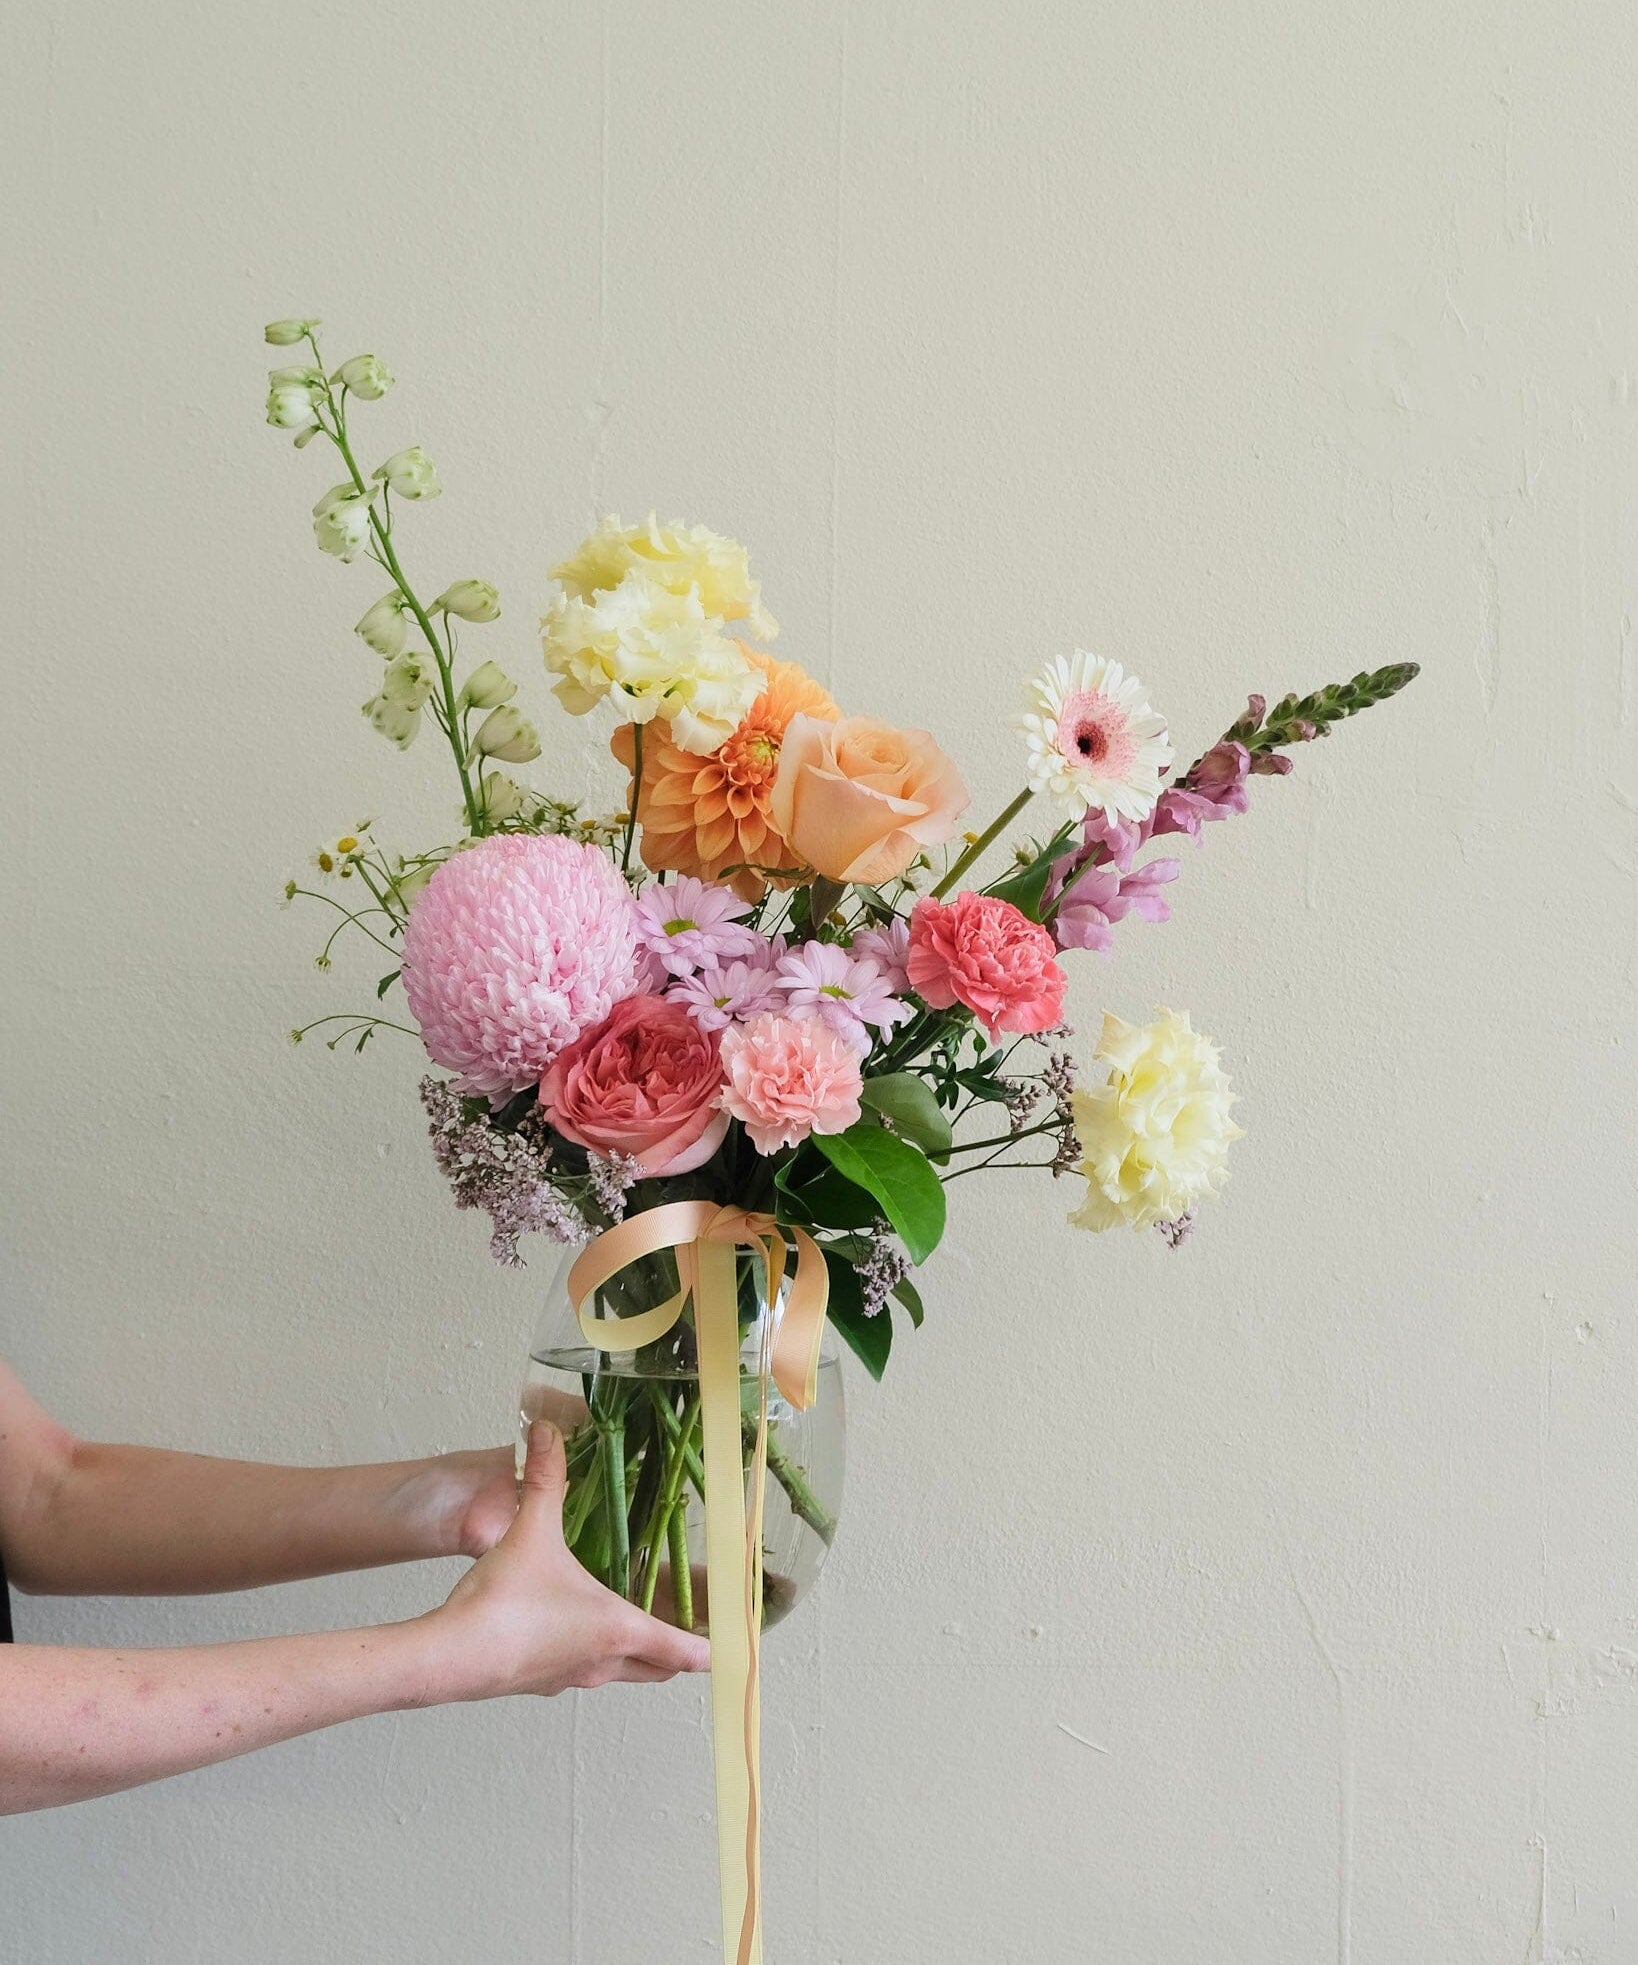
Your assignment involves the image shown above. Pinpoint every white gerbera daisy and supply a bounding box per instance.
[1014,652,1173,822]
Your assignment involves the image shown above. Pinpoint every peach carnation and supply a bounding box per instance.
[907,891,1068,1038]
[401,835,643,1101]
[718,1013,863,1155]
[613,647,838,901]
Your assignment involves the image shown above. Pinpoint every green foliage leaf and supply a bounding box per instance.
[860,1073,954,1159]
[892,1274,925,1328]
[985,821,1077,921]
[823,1248,893,1380]
[376,968,401,999]
[812,1122,947,1264]
[773,1149,879,1233]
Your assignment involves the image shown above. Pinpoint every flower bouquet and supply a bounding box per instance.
[266,315,1416,1961]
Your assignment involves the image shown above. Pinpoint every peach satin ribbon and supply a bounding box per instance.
[566,1204,830,1965]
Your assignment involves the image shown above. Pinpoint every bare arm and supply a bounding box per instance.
[0,1422,708,1814]
[0,1356,518,1595]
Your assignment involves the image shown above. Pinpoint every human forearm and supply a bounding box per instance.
[10,1441,503,1596]
[0,1620,438,1814]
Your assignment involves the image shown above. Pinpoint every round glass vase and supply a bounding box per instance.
[520,1242,845,1634]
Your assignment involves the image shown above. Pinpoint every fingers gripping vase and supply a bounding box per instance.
[521,1243,845,1631]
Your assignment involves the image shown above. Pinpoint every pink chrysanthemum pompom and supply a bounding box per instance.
[402,835,644,1100]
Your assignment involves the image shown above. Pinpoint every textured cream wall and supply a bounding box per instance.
[3,2,1636,1960]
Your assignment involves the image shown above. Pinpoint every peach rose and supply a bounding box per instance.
[768,714,969,885]
[540,995,729,1176]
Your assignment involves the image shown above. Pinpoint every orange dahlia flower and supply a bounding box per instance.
[612,647,839,900]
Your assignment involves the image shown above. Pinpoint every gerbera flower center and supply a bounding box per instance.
[663,917,699,936]
[819,982,853,1001]
[1056,689,1137,778]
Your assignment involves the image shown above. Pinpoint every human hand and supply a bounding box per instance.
[424,1421,711,1700]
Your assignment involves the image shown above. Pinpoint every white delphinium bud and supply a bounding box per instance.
[266,366,320,428]
[372,446,441,500]
[478,773,528,823]
[469,704,541,764]
[395,861,437,904]
[334,354,393,399]
[457,660,516,710]
[380,652,436,711]
[265,317,320,346]
[435,579,500,622]
[355,593,409,657]
[313,483,376,562]
[362,693,422,749]
[292,423,325,448]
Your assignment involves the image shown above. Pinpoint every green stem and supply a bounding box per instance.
[621,722,643,874]
[307,334,483,837]
[747,1417,835,1545]
[931,788,1034,898]
[593,1411,630,1594]
[667,1506,694,1630]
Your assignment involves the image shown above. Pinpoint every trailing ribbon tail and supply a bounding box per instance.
[566,1203,830,1965]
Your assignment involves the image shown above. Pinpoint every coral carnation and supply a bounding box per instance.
[613,648,839,901]
[718,1013,863,1154]
[540,995,728,1177]
[907,891,1068,1037]
[401,835,643,1100]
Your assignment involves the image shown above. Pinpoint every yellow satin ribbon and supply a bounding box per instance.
[566,1203,830,1965]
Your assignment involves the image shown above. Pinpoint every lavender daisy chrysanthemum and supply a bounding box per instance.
[667,942,787,1032]
[777,941,914,1057]
[849,919,911,992]
[633,874,761,977]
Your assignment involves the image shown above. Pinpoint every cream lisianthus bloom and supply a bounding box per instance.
[543,568,761,755]
[1015,652,1172,823]
[551,515,778,641]
[1070,1008,1242,1232]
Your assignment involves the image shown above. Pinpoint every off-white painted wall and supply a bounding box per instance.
[3,2,1635,1959]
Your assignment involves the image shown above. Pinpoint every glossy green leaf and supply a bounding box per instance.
[812,1122,947,1264]
[860,1073,954,1159]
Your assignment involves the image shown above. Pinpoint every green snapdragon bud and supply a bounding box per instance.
[435,579,500,622]
[457,660,517,710]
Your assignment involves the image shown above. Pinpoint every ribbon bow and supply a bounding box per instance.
[566,1202,830,1965]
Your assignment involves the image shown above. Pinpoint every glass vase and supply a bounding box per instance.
[520,1242,845,1632]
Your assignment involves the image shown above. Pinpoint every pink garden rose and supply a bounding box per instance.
[539,995,728,1176]
[718,1013,864,1154]
[907,891,1068,1037]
